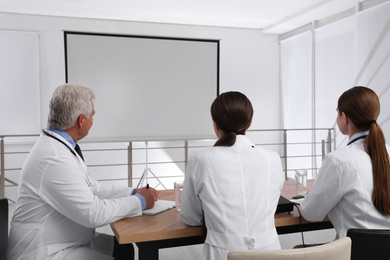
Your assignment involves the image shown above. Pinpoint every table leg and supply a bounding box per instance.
[137,242,159,259]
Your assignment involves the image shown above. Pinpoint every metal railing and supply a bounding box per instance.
[0,128,335,201]
[247,128,335,180]
[0,134,39,199]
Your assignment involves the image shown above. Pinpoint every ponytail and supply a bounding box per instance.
[214,132,237,147]
[214,130,246,147]
[365,122,390,216]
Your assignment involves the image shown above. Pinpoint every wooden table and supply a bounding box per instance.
[276,180,332,234]
[110,181,332,259]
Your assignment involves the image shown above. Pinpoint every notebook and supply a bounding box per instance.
[142,200,176,216]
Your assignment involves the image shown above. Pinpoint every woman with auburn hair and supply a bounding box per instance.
[300,86,390,238]
[181,91,284,260]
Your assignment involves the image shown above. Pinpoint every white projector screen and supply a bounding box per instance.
[65,32,219,141]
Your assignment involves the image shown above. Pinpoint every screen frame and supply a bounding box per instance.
[64,31,220,141]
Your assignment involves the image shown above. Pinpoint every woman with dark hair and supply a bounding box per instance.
[300,86,390,238]
[181,91,284,260]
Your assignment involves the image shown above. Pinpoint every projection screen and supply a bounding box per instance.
[65,32,219,140]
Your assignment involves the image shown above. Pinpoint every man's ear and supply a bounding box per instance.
[77,115,84,128]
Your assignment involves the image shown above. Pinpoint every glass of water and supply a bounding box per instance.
[295,170,307,195]
[174,181,184,211]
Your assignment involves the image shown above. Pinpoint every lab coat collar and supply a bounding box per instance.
[348,131,369,145]
[46,128,76,148]
[234,135,255,148]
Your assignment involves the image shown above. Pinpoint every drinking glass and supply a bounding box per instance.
[174,181,184,211]
[295,170,307,195]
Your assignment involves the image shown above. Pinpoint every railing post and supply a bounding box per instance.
[1,137,4,198]
[327,129,332,153]
[185,140,188,169]
[128,142,133,187]
[283,130,288,181]
[321,140,325,160]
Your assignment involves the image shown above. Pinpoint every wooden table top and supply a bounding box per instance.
[111,190,205,244]
[111,180,327,244]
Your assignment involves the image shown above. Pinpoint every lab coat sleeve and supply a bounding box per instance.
[90,177,132,199]
[300,154,343,221]
[39,155,142,228]
[181,156,204,226]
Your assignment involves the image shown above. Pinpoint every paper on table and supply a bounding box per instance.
[142,200,176,216]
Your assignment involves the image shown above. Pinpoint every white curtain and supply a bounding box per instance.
[280,31,312,130]
[280,32,313,179]
[355,2,390,141]
[0,31,41,134]
[280,1,390,178]
[314,17,355,148]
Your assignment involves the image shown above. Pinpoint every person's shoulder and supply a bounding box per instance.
[37,132,79,164]
[253,146,280,159]
[323,146,349,164]
[188,146,234,168]
[254,146,278,154]
[323,144,369,168]
[188,147,214,162]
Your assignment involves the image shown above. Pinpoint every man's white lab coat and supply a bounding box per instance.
[300,131,390,238]
[7,130,142,259]
[181,135,284,260]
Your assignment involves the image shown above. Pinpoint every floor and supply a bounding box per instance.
[7,202,336,260]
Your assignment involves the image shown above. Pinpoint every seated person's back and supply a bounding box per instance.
[181,91,284,260]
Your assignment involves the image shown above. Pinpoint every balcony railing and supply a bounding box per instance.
[0,128,335,202]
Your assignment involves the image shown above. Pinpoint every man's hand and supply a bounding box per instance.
[134,186,159,210]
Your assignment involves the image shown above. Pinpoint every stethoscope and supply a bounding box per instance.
[347,135,367,146]
[42,129,78,159]
[42,129,92,186]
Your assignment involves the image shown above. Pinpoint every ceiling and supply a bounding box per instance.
[0,0,366,34]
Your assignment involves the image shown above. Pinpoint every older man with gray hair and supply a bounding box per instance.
[7,83,157,260]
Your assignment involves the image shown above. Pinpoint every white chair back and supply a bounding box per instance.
[228,237,351,260]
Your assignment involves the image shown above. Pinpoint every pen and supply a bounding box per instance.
[146,184,149,189]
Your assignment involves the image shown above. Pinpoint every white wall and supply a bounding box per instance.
[0,13,281,135]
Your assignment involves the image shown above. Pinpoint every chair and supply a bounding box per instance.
[227,237,351,260]
[0,198,9,259]
[347,228,390,260]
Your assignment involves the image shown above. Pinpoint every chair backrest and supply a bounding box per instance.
[227,237,351,260]
[347,228,390,260]
[0,198,9,259]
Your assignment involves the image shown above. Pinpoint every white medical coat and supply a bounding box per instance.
[300,131,390,238]
[181,135,284,260]
[7,130,142,260]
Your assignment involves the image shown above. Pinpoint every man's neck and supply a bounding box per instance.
[64,126,82,143]
[47,128,76,148]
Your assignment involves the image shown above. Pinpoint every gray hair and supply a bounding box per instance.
[48,83,95,130]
